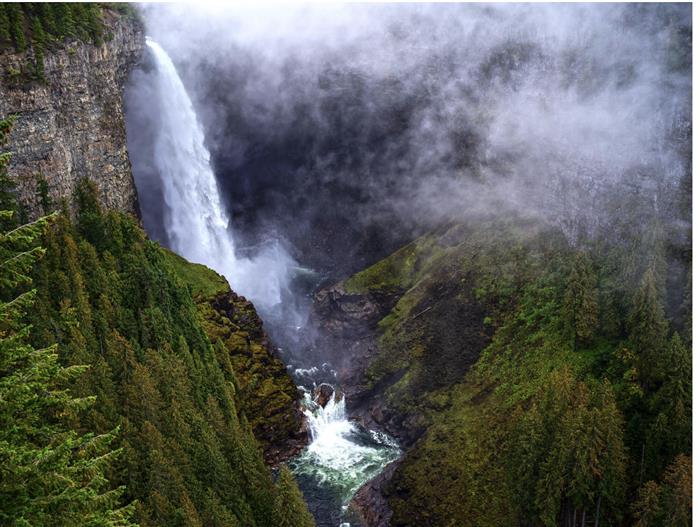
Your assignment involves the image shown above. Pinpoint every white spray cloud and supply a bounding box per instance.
[127,3,690,278]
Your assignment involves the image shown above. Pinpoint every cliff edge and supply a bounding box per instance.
[0,8,144,219]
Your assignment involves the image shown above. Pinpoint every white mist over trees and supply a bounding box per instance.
[126,2,690,284]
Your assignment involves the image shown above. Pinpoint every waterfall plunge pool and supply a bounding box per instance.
[290,385,401,527]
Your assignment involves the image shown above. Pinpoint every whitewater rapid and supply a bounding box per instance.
[291,384,401,525]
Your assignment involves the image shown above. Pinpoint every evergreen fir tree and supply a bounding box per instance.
[563,252,599,350]
[275,465,315,527]
[0,116,20,232]
[0,134,134,525]
[644,332,691,477]
[6,4,25,52]
[31,17,45,81]
[55,3,75,39]
[0,4,11,43]
[633,454,691,527]
[628,268,668,388]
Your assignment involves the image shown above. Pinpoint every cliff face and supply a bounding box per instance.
[0,11,144,219]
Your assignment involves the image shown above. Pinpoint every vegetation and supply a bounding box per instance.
[0,115,135,526]
[0,113,312,526]
[275,465,316,527]
[162,247,302,455]
[345,216,691,526]
[23,180,312,526]
[0,3,116,84]
[0,3,106,51]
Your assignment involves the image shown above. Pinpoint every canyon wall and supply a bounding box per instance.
[0,10,144,218]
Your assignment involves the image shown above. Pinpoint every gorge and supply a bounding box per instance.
[127,35,403,526]
[0,4,692,527]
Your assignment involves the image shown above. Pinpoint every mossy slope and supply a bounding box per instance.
[341,219,691,526]
[162,248,304,460]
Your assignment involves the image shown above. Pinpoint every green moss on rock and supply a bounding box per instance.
[175,266,304,460]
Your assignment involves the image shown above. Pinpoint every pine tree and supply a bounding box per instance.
[633,454,691,527]
[644,333,691,477]
[31,17,45,81]
[275,465,315,527]
[0,115,135,526]
[530,370,626,527]
[680,269,691,345]
[628,268,668,388]
[0,4,11,43]
[0,209,135,527]
[55,3,75,40]
[6,4,25,52]
[563,252,599,350]
[85,3,104,45]
[0,116,20,232]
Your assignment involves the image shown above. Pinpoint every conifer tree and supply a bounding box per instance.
[31,17,45,80]
[563,252,599,350]
[644,332,691,478]
[633,454,691,527]
[628,268,669,388]
[55,3,75,40]
[6,4,25,52]
[0,117,135,526]
[0,5,11,43]
[275,465,315,527]
[0,116,20,232]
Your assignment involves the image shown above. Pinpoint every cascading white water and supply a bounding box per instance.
[292,386,401,510]
[145,38,294,310]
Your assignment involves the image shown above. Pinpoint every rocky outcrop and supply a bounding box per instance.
[348,459,402,527]
[313,284,400,339]
[197,288,308,465]
[0,10,144,219]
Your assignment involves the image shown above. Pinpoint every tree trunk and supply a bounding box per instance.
[581,508,587,527]
[594,494,602,527]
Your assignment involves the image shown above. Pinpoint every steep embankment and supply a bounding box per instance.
[0,6,143,218]
[164,250,307,463]
[320,219,691,527]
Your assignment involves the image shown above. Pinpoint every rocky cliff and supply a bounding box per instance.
[0,10,144,219]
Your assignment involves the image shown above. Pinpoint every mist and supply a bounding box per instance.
[125,2,690,312]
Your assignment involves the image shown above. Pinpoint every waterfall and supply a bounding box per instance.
[140,38,401,526]
[142,38,294,310]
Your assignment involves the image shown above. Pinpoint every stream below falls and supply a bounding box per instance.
[289,379,401,527]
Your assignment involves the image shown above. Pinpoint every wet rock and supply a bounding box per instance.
[349,459,402,527]
[313,284,399,338]
[314,383,336,408]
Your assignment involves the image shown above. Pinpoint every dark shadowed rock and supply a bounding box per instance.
[313,284,400,338]
[349,459,402,527]
[314,383,336,408]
